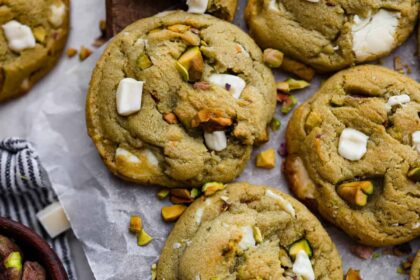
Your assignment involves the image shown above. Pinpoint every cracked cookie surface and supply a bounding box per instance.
[86,11,276,188]
[245,0,418,73]
[285,65,420,246]
[157,182,343,280]
[0,0,70,102]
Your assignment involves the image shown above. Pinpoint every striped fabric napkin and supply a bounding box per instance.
[0,138,76,279]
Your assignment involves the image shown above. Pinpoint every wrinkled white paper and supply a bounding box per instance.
[2,2,420,279]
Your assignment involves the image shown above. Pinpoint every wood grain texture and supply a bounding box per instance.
[106,0,184,38]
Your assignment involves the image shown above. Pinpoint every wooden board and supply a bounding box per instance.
[106,0,185,38]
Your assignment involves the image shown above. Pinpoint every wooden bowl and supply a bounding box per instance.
[0,217,68,280]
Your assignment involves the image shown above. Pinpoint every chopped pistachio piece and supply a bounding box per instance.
[163,112,178,124]
[66,48,78,58]
[285,78,310,91]
[276,81,290,93]
[277,94,298,114]
[270,118,281,131]
[263,48,284,68]
[137,229,153,246]
[129,215,143,234]
[4,252,22,270]
[157,189,170,200]
[137,53,153,70]
[202,182,225,196]
[176,47,204,82]
[33,26,46,43]
[280,57,315,82]
[407,167,420,181]
[161,205,187,222]
[256,148,276,169]
[151,264,157,280]
[252,226,263,244]
[190,188,200,198]
[79,46,92,61]
[170,195,194,205]
[170,188,192,199]
[337,181,371,207]
[345,268,362,280]
[289,239,313,260]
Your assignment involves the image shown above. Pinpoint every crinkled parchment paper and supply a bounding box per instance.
[3,3,420,279]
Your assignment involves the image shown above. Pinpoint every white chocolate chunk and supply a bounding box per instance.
[338,128,369,161]
[2,20,36,52]
[173,242,181,249]
[195,207,204,225]
[238,226,255,250]
[265,190,295,217]
[387,94,410,108]
[352,9,400,61]
[116,148,141,163]
[143,149,159,166]
[208,74,246,99]
[204,131,227,152]
[412,131,420,153]
[116,78,144,116]
[293,250,315,280]
[36,202,71,238]
[49,3,66,27]
[187,0,209,14]
[268,0,279,11]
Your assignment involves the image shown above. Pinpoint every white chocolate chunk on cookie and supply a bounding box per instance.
[116,78,144,116]
[187,0,209,14]
[352,9,400,61]
[49,3,66,27]
[143,149,159,166]
[412,131,420,153]
[204,131,227,152]
[2,20,36,52]
[338,128,369,161]
[195,207,204,225]
[116,148,141,163]
[387,94,410,109]
[208,74,246,99]
[238,226,256,250]
[293,250,315,280]
[265,189,295,217]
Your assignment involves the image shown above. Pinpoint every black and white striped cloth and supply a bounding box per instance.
[0,138,76,279]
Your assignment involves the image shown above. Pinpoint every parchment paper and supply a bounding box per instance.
[3,3,420,279]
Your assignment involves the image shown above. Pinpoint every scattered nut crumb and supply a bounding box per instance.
[66,48,78,58]
[163,112,178,124]
[256,148,276,169]
[92,37,107,48]
[394,56,403,72]
[193,81,211,90]
[350,244,374,260]
[345,268,362,280]
[280,57,315,82]
[79,46,92,61]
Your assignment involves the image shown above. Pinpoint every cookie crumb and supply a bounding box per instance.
[66,48,77,58]
[79,46,92,61]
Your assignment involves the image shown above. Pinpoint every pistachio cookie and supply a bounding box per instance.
[187,0,238,22]
[411,250,420,280]
[245,0,418,73]
[86,11,276,188]
[157,182,343,279]
[0,0,70,102]
[285,65,420,246]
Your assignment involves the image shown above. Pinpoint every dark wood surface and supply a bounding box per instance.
[0,218,68,280]
[106,0,185,38]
